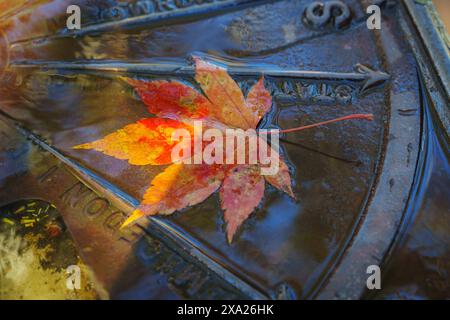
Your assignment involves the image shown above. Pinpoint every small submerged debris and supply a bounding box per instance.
[0,199,98,299]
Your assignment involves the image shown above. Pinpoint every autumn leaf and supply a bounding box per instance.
[246,77,273,128]
[194,58,252,129]
[74,118,194,165]
[220,165,265,243]
[122,162,225,228]
[74,58,372,243]
[123,78,212,121]
[263,152,294,198]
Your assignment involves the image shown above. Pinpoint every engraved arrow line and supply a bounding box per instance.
[8,120,270,300]
[10,59,390,93]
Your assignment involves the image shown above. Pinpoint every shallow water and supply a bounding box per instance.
[371,80,450,300]
[0,0,448,299]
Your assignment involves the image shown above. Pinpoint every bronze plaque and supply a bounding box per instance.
[0,0,448,300]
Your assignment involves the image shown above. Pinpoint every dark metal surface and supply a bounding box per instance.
[0,0,448,299]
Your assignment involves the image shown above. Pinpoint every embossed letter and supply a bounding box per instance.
[366,5,381,30]
[66,265,81,290]
[366,265,381,290]
[66,5,81,30]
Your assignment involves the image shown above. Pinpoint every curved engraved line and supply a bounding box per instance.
[316,73,423,300]
[314,45,421,303]
[364,74,435,295]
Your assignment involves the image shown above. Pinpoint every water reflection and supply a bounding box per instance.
[371,82,450,300]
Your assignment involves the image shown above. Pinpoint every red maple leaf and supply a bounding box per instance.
[74,58,372,243]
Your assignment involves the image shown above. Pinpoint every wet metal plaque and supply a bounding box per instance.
[0,0,449,300]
